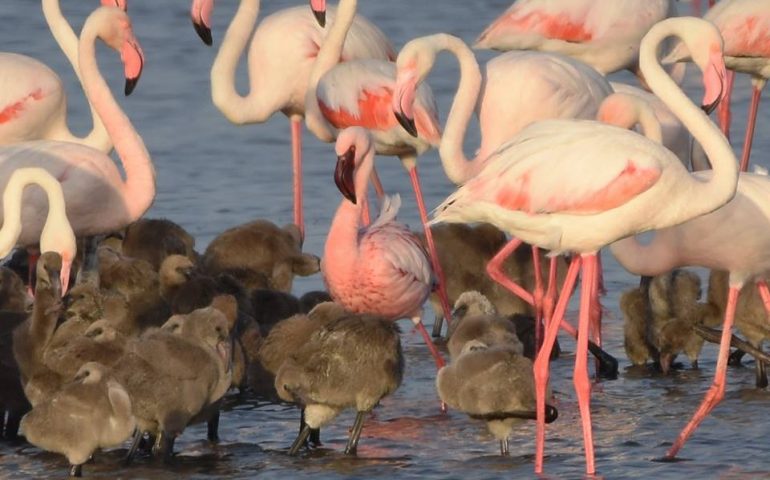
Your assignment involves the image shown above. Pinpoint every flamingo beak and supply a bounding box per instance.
[701,48,726,115]
[309,0,326,27]
[190,0,214,45]
[122,41,144,96]
[395,110,418,137]
[334,147,357,204]
[393,70,419,137]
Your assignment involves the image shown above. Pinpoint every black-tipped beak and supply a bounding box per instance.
[312,8,325,27]
[125,76,139,96]
[701,98,719,115]
[334,147,357,204]
[50,269,62,300]
[193,20,213,46]
[395,110,418,137]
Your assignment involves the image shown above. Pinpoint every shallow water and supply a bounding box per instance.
[1,0,769,478]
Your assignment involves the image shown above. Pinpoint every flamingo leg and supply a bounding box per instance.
[371,166,386,202]
[290,116,304,241]
[739,82,764,172]
[532,246,544,350]
[539,256,559,354]
[405,164,453,325]
[534,256,581,474]
[413,317,446,370]
[486,238,535,306]
[666,285,739,459]
[756,279,770,313]
[575,254,597,475]
[692,0,701,16]
[717,71,735,140]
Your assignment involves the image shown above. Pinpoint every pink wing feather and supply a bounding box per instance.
[707,0,770,58]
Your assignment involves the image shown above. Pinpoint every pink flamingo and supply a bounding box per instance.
[0,7,153,291]
[0,0,126,150]
[429,18,734,475]
[322,126,445,369]
[0,168,76,293]
[391,34,612,342]
[190,0,394,240]
[303,0,455,326]
[475,0,676,84]
[668,0,770,172]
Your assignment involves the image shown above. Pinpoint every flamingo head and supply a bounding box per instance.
[39,214,76,297]
[97,7,145,96]
[334,127,373,204]
[309,0,326,27]
[36,251,63,300]
[393,37,439,137]
[190,0,214,46]
[100,0,127,12]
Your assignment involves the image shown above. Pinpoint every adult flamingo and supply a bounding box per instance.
[322,127,445,370]
[391,34,611,340]
[475,0,676,84]
[429,18,734,474]
[0,168,76,294]
[190,0,394,240]
[668,0,770,172]
[303,0,454,325]
[0,0,125,150]
[0,7,153,285]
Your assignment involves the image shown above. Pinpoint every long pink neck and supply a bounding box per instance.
[79,18,155,221]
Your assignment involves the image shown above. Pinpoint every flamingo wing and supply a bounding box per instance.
[707,0,770,58]
[317,60,441,143]
[447,120,666,215]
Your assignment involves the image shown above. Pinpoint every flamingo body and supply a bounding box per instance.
[0,54,65,145]
[316,60,440,156]
[475,0,674,75]
[323,195,431,320]
[709,0,770,74]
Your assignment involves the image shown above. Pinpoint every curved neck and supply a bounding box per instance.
[210,0,262,122]
[79,20,155,221]
[609,235,679,276]
[42,0,111,152]
[635,104,663,144]
[640,22,738,215]
[433,35,483,185]
[0,169,68,256]
[305,0,358,142]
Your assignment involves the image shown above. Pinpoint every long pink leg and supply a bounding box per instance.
[486,238,535,305]
[709,0,715,6]
[666,284,739,459]
[574,254,597,475]
[739,82,764,172]
[412,318,446,369]
[717,71,735,140]
[405,163,453,325]
[757,280,770,312]
[532,246,544,349]
[371,166,386,201]
[290,116,304,241]
[534,256,581,474]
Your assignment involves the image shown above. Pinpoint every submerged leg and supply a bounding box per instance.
[500,438,509,456]
[291,116,304,241]
[207,411,220,442]
[666,285,739,459]
[739,82,765,172]
[405,161,453,326]
[534,257,581,474]
[69,464,82,478]
[124,429,143,465]
[344,411,367,455]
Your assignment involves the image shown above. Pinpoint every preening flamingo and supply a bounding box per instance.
[0,7,153,282]
[392,33,611,341]
[322,127,445,370]
[429,18,734,474]
[668,0,770,172]
[0,0,126,150]
[475,0,676,84]
[0,168,76,294]
[190,0,394,240]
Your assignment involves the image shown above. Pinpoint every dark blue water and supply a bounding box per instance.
[1,0,769,478]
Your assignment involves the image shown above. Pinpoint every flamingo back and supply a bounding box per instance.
[706,0,770,58]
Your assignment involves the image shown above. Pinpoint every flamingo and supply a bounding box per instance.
[0,7,153,291]
[475,0,677,85]
[667,0,770,173]
[322,127,445,370]
[0,0,126,150]
[392,34,612,347]
[429,18,734,474]
[190,0,394,240]
[303,0,458,326]
[0,168,76,294]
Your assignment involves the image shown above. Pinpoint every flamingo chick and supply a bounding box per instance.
[322,127,445,369]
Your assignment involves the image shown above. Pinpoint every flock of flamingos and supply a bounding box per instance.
[1,0,769,476]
